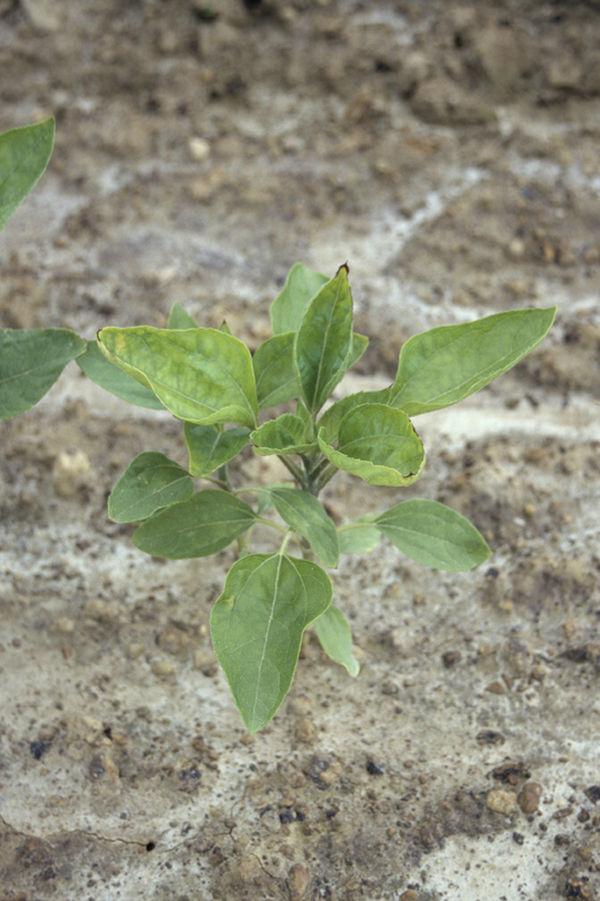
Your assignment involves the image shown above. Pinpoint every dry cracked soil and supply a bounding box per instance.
[1,1,600,899]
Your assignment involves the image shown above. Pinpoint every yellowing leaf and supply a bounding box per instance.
[251,413,316,456]
[98,326,258,428]
[318,403,424,487]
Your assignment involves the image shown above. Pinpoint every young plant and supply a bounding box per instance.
[1,249,556,730]
[0,124,556,729]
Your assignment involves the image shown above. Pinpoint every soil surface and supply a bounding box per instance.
[1,1,600,899]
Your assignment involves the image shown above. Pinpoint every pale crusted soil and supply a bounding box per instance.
[1,1,600,899]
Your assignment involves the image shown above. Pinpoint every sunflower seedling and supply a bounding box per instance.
[1,249,556,730]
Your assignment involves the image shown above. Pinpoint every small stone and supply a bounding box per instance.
[157,626,189,657]
[486,788,518,815]
[55,616,75,634]
[151,659,176,678]
[127,642,144,659]
[189,137,210,161]
[288,863,310,899]
[366,759,384,776]
[508,238,526,259]
[486,680,507,695]
[21,0,61,31]
[193,649,218,676]
[442,650,461,668]
[294,717,316,744]
[52,449,92,498]
[584,785,600,804]
[399,892,419,901]
[518,781,542,815]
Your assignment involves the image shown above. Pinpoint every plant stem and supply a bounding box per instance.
[315,463,337,492]
[278,455,305,485]
[278,531,293,556]
[217,464,231,490]
[256,516,288,534]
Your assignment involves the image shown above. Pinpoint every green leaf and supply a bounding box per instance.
[0,118,55,230]
[184,423,250,476]
[270,262,328,334]
[294,265,354,413]
[253,332,298,409]
[349,332,369,368]
[338,520,381,555]
[133,490,255,558]
[269,487,339,567]
[318,388,393,444]
[254,329,366,412]
[97,327,258,428]
[318,403,425,487]
[210,553,332,731]
[314,606,360,677]
[0,328,86,420]
[251,413,316,456]
[167,303,197,329]
[375,499,491,571]
[108,452,194,523]
[391,307,557,416]
[76,341,164,410]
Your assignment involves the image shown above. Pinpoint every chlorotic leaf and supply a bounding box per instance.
[269,487,339,567]
[167,303,197,329]
[210,553,332,731]
[376,498,491,571]
[253,332,298,409]
[0,118,55,230]
[108,452,194,523]
[76,341,164,410]
[314,605,360,677]
[391,307,557,416]
[184,423,250,476]
[97,327,258,428]
[294,266,354,413]
[270,262,328,334]
[318,388,393,445]
[251,413,316,456]
[337,520,381,555]
[318,403,425,487]
[0,328,86,420]
[133,490,255,558]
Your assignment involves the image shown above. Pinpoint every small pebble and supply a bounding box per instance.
[189,136,210,161]
[52,449,92,498]
[518,781,542,815]
[486,788,518,815]
[288,863,310,899]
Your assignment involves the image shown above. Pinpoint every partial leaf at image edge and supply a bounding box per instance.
[108,452,194,523]
[133,490,256,558]
[269,487,339,567]
[76,341,164,410]
[314,605,360,677]
[184,422,250,476]
[318,403,425,487]
[0,328,86,420]
[98,326,258,428]
[211,553,332,731]
[391,307,557,416]
[376,498,491,571]
[0,117,55,230]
